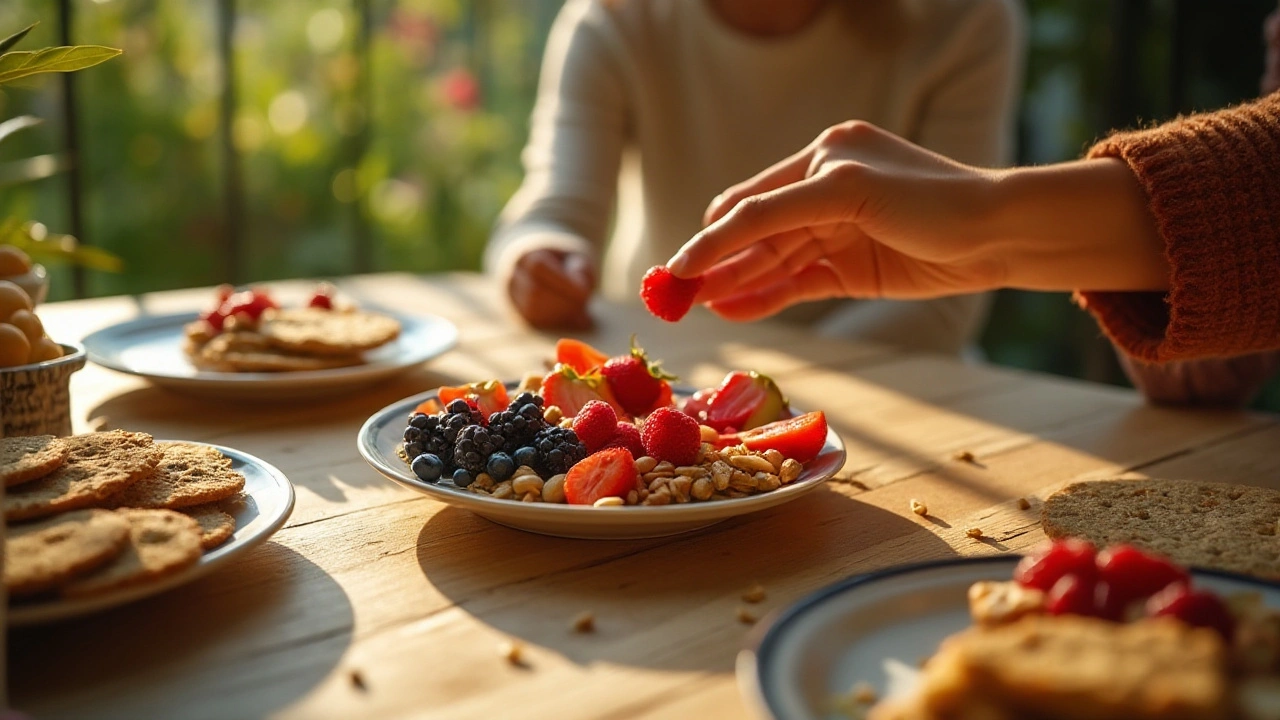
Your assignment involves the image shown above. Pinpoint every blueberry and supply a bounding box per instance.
[409,413,430,429]
[411,453,444,482]
[513,446,538,468]
[404,426,423,443]
[487,452,515,482]
[520,404,542,422]
[404,441,425,458]
[452,468,474,488]
[446,399,472,415]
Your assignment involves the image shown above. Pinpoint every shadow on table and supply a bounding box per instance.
[10,544,353,720]
[414,487,957,674]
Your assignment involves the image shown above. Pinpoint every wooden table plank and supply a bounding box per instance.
[10,273,1275,720]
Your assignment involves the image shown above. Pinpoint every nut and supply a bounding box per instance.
[699,425,719,443]
[473,473,496,491]
[699,443,718,463]
[637,488,649,502]
[634,456,658,474]
[559,417,574,429]
[491,481,515,500]
[910,499,928,516]
[643,470,673,483]
[756,472,781,492]
[1017,497,1032,511]
[512,475,544,496]
[642,488,672,506]
[730,454,775,474]
[543,405,563,424]
[779,458,802,484]
[542,474,567,503]
[670,476,692,503]
[571,611,595,633]
[652,460,675,475]
[594,496,625,507]
[501,640,525,666]
[763,449,784,472]
[626,490,639,505]
[675,465,709,478]
[742,583,766,604]
[711,461,733,491]
[729,470,758,493]
[691,476,714,501]
[521,491,539,503]
[513,465,539,480]
[965,527,984,539]
[648,477,670,494]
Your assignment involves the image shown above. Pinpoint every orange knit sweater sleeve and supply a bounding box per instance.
[1075,91,1280,362]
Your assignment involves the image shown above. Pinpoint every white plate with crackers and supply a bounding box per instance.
[357,386,846,540]
[737,556,1280,720]
[82,310,458,401]
[5,433,295,625]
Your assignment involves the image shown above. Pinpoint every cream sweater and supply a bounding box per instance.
[487,0,1025,353]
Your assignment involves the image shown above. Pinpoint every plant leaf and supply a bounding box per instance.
[0,46,122,85]
[0,154,64,187]
[0,24,37,54]
[61,243,124,272]
[0,115,42,146]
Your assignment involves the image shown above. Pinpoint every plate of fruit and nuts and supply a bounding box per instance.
[358,337,845,539]
[742,542,1280,720]
[83,283,457,401]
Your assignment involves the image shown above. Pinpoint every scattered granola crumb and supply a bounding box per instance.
[501,640,526,666]
[349,669,368,692]
[737,607,757,625]
[572,611,595,633]
[1016,497,1031,511]
[852,682,878,704]
[742,583,767,604]
[965,527,984,539]
[910,498,928,516]
[954,450,976,464]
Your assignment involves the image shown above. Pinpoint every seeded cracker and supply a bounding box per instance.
[107,442,245,510]
[180,503,237,549]
[0,435,68,487]
[62,509,203,598]
[4,509,130,596]
[4,431,161,522]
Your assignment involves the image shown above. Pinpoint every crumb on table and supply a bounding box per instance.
[965,527,984,539]
[742,583,767,604]
[737,607,757,625]
[501,640,526,666]
[953,450,976,463]
[1016,497,1031,511]
[349,669,367,692]
[571,611,595,633]
[910,498,928,516]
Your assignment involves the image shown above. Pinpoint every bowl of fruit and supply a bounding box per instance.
[0,244,48,306]
[358,337,845,539]
[0,280,84,437]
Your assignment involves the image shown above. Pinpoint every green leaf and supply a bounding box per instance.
[0,45,122,85]
[0,24,36,54]
[0,154,64,188]
[62,243,124,273]
[0,115,42,146]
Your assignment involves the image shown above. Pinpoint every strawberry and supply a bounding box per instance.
[601,336,677,417]
[574,400,619,452]
[716,411,827,464]
[640,265,703,322]
[437,380,510,417]
[564,447,637,505]
[603,421,645,457]
[540,364,628,419]
[220,288,278,321]
[556,338,609,374]
[640,406,701,466]
[413,398,444,415]
[680,388,716,423]
[704,371,788,432]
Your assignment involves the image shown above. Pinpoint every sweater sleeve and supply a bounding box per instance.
[1076,91,1280,362]
[483,0,628,285]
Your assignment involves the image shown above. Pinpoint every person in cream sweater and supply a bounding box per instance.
[486,0,1024,354]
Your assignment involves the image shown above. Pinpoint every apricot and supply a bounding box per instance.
[0,245,32,276]
[7,309,44,344]
[0,281,32,323]
[0,323,32,368]
[28,336,63,364]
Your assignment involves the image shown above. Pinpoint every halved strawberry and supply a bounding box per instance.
[716,411,827,464]
[564,447,637,505]
[680,387,716,423]
[437,380,510,417]
[555,338,609,374]
[704,371,788,432]
[601,336,677,417]
[541,364,628,419]
[413,398,444,415]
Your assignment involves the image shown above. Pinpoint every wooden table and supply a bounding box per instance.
[9,273,1279,719]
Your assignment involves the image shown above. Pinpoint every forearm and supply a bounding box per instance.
[984,159,1168,293]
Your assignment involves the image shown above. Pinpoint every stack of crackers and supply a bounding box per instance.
[3,430,245,600]
[185,307,401,372]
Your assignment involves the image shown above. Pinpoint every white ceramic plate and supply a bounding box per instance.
[82,311,458,401]
[8,441,296,626]
[358,386,846,540]
[738,556,1280,720]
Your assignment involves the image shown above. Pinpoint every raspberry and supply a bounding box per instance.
[1096,544,1190,604]
[640,265,703,322]
[640,406,701,466]
[1146,584,1235,640]
[1045,574,1096,617]
[574,400,619,452]
[603,421,645,457]
[1014,539,1097,592]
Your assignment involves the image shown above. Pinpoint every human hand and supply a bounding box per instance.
[668,121,1166,322]
[507,248,596,330]
[1264,2,1280,95]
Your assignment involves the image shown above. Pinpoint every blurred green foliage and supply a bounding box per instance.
[0,0,1277,404]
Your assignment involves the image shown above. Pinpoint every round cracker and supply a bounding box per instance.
[5,509,131,597]
[181,503,237,549]
[1042,478,1280,579]
[0,435,68,487]
[4,431,161,522]
[260,308,400,356]
[106,442,245,510]
[61,509,203,598]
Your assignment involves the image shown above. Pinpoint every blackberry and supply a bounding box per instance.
[531,426,587,476]
[486,401,548,454]
[454,424,503,477]
[408,401,483,471]
[509,391,545,410]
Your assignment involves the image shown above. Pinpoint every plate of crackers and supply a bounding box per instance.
[82,284,458,401]
[3,430,295,625]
